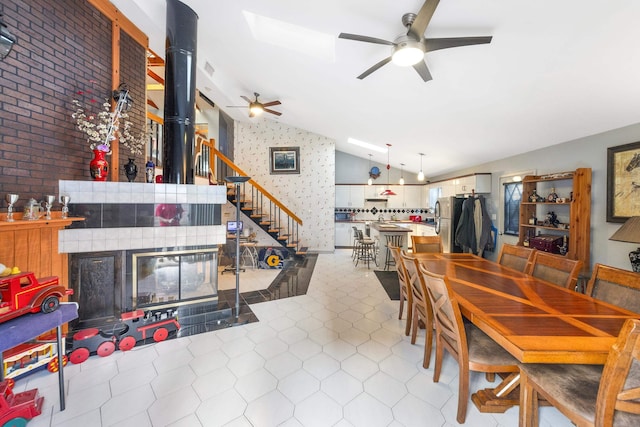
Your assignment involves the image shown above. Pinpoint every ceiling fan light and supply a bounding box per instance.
[391,40,424,66]
[249,103,264,116]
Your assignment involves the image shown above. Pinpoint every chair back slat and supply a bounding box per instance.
[419,264,466,359]
[497,243,535,272]
[527,251,582,290]
[596,319,640,426]
[587,264,640,314]
[411,235,443,253]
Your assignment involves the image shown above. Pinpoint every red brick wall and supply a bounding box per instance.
[0,0,146,205]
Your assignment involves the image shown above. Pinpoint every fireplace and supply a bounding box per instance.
[131,247,218,309]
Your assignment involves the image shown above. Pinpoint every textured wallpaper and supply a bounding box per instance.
[235,120,335,252]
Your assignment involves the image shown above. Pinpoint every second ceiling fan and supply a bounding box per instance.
[338,0,492,82]
[227,92,282,118]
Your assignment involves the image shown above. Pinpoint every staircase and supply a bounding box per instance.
[210,146,307,258]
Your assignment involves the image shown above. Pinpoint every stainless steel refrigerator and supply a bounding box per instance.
[435,196,465,253]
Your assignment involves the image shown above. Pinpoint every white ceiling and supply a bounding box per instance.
[111,0,640,178]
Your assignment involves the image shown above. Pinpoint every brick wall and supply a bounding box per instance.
[0,0,146,206]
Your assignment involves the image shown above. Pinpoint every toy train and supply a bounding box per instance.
[67,308,180,364]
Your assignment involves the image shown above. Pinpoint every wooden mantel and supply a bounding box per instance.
[0,213,83,287]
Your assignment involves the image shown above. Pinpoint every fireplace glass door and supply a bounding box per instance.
[132,248,218,309]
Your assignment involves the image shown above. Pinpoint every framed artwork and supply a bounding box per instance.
[607,141,640,222]
[269,146,300,174]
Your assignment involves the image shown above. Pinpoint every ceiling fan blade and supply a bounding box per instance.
[241,95,252,103]
[408,0,440,40]
[339,33,394,46]
[413,60,433,82]
[425,36,492,52]
[357,56,393,80]
[262,100,281,107]
[264,108,282,116]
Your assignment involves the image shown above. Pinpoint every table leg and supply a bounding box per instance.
[471,372,520,413]
[57,324,66,411]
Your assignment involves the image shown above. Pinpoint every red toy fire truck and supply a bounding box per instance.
[0,272,73,324]
[0,379,44,426]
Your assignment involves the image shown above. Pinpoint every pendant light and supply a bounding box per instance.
[367,154,373,185]
[417,153,425,181]
[399,163,405,185]
[380,144,397,196]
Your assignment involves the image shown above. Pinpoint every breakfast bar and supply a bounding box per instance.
[369,222,412,267]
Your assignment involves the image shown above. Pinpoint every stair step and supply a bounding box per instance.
[296,247,308,256]
[259,221,272,225]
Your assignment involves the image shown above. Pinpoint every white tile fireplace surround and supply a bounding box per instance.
[57,180,227,254]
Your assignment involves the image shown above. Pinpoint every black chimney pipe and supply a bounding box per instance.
[163,0,198,184]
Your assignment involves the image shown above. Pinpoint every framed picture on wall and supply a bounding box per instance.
[607,141,640,222]
[270,147,300,174]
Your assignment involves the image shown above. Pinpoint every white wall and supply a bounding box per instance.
[428,123,640,271]
[336,151,423,185]
[234,119,336,252]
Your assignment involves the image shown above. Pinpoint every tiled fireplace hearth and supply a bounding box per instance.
[58,180,227,328]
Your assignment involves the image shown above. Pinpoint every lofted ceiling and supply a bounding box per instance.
[111,0,640,178]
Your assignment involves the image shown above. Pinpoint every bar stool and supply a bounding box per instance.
[355,229,377,269]
[384,234,404,270]
[351,226,361,261]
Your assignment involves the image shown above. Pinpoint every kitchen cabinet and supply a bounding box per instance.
[387,185,423,208]
[454,174,492,195]
[517,168,591,272]
[335,222,356,247]
[336,185,365,207]
[415,223,437,237]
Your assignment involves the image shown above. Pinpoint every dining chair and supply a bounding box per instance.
[526,251,582,290]
[519,318,640,427]
[585,263,640,313]
[496,243,535,272]
[388,245,412,337]
[401,252,434,369]
[419,264,520,424]
[411,235,443,253]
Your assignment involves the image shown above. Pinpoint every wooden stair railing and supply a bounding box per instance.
[200,141,306,256]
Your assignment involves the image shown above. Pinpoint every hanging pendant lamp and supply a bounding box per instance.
[367,154,373,185]
[417,153,425,181]
[399,163,405,185]
[380,144,396,196]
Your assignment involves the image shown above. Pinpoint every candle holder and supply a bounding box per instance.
[60,195,70,219]
[5,193,18,222]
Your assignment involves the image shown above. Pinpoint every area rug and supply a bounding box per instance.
[374,270,400,300]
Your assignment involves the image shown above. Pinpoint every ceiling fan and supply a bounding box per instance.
[338,0,492,82]
[227,92,282,118]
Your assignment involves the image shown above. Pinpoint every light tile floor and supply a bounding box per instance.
[21,250,574,427]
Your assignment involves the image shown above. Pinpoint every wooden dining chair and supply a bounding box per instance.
[419,264,520,424]
[411,235,443,253]
[496,243,535,272]
[526,251,582,290]
[388,245,412,336]
[585,263,640,313]
[520,318,640,427]
[401,251,433,369]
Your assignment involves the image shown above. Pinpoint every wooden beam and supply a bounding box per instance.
[87,0,148,47]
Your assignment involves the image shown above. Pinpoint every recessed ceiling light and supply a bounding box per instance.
[243,11,335,62]
[347,138,387,153]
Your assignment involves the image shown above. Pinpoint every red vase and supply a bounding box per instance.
[89,149,109,181]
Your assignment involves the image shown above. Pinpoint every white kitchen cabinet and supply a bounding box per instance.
[388,185,422,208]
[439,181,456,198]
[336,185,365,207]
[364,184,390,201]
[415,223,437,237]
[454,174,492,195]
[335,222,356,247]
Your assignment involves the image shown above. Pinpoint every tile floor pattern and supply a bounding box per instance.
[21,250,574,427]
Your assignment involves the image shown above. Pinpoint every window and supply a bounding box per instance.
[503,182,522,235]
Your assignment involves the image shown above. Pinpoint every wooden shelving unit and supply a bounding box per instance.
[518,168,591,271]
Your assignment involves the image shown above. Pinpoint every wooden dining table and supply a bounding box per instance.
[410,252,640,413]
